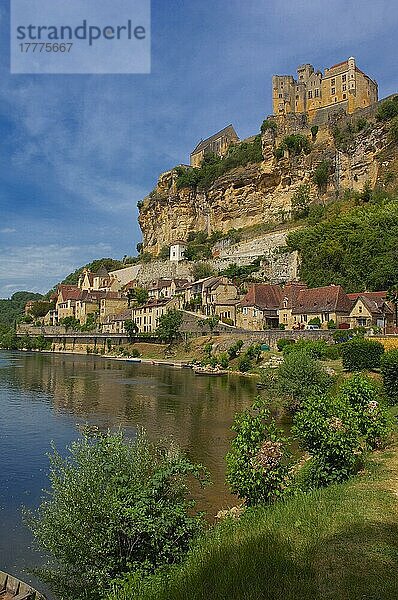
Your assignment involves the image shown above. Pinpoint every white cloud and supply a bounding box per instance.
[0,228,16,234]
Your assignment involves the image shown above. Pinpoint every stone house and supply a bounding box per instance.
[273,57,378,123]
[55,285,82,321]
[347,292,394,332]
[278,282,308,329]
[147,278,190,301]
[290,285,352,329]
[99,296,129,324]
[169,242,186,262]
[102,297,179,335]
[237,284,283,330]
[190,124,239,167]
[214,299,241,326]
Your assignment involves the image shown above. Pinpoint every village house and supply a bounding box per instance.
[169,242,186,262]
[54,285,82,322]
[290,285,353,329]
[147,278,190,301]
[278,282,308,329]
[183,276,239,315]
[99,296,129,325]
[214,299,241,326]
[190,124,239,167]
[103,297,179,335]
[237,284,283,330]
[347,292,394,332]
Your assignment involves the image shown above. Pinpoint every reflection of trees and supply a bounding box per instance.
[2,352,259,513]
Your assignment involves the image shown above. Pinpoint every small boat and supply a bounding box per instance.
[126,358,141,363]
[0,571,46,599]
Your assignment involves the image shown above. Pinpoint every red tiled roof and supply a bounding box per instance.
[57,285,82,301]
[349,292,393,316]
[328,60,348,71]
[240,284,283,309]
[292,285,352,315]
[347,291,387,301]
[279,282,307,310]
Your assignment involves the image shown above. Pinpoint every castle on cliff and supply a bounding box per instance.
[272,57,378,123]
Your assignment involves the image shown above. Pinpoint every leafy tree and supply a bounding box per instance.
[25,428,208,600]
[0,291,44,333]
[291,184,311,219]
[381,349,398,404]
[310,125,319,140]
[28,300,54,319]
[273,349,333,412]
[341,338,384,371]
[191,262,215,281]
[226,399,290,506]
[260,119,277,134]
[275,134,311,159]
[376,95,398,121]
[155,309,183,343]
[313,160,331,194]
[128,287,149,306]
[124,319,139,340]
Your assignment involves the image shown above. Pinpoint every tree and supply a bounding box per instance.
[226,399,290,506]
[127,287,149,307]
[387,285,398,327]
[124,319,138,340]
[291,184,311,219]
[28,300,54,319]
[25,428,208,600]
[155,309,183,343]
[191,262,215,281]
[313,160,331,194]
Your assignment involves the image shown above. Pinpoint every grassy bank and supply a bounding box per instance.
[110,442,398,600]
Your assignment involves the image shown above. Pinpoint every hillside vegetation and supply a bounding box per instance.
[0,291,43,334]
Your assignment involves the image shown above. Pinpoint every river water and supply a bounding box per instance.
[0,350,261,587]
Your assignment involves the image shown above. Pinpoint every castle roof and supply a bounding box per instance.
[191,124,238,156]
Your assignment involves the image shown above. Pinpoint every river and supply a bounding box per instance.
[0,349,262,589]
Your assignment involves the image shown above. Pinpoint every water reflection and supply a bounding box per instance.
[0,351,260,583]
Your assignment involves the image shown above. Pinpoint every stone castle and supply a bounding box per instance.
[272,56,378,124]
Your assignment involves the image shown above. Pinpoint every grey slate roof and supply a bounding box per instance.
[191,125,238,156]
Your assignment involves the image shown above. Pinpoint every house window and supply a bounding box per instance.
[358,305,362,313]
[308,90,313,99]
[283,313,288,323]
[315,89,319,97]
[243,307,248,315]
[253,309,258,317]
[331,87,336,95]
[343,94,347,99]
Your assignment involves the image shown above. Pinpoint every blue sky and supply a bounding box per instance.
[0,0,398,298]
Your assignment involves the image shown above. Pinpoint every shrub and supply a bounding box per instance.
[276,349,333,412]
[311,125,319,140]
[291,184,311,219]
[260,119,277,133]
[216,353,229,369]
[130,348,141,358]
[245,344,262,362]
[25,428,208,600]
[227,339,244,359]
[313,160,331,193]
[389,115,398,144]
[376,95,398,121]
[226,399,290,505]
[308,317,321,326]
[332,329,352,343]
[341,338,384,371]
[283,339,329,360]
[293,394,362,485]
[339,374,391,449]
[380,349,398,404]
[275,134,311,159]
[238,356,252,372]
[327,319,336,329]
[276,338,295,351]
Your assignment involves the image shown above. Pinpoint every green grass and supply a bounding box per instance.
[109,444,398,600]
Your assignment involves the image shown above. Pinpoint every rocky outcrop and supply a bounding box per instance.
[138,119,394,256]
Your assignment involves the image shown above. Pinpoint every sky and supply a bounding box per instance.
[1,0,398,298]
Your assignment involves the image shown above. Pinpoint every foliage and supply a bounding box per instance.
[287,198,398,291]
[276,338,295,351]
[291,184,311,219]
[260,119,277,134]
[332,329,352,343]
[25,428,208,600]
[293,394,362,486]
[332,119,370,151]
[175,136,263,191]
[190,262,216,281]
[226,399,290,506]
[0,291,44,333]
[327,319,336,329]
[244,343,262,362]
[341,338,384,371]
[237,356,252,372]
[339,374,391,450]
[308,316,321,326]
[155,310,183,343]
[282,339,333,360]
[389,115,398,144]
[219,257,263,283]
[128,287,149,306]
[275,134,311,159]
[59,316,80,330]
[310,125,319,139]
[312,160,331,193]
[158,245,170,260]
[27,300,54,319]
[376,95,398,121]
[274,349,333,412]
[124,319,139,340]
[60,259,125,287]
[227,339,243,359]
[381,349,398,404]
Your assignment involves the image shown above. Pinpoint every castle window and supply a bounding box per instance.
[279,93,283,98]
[343,94,347,99]
[308,90,313,99]
[331,87,336,95]
[342,84,347,91]
[331,78,335,86]
[315,89,319,97]
[342,74,347,82]
[334,97,337,103]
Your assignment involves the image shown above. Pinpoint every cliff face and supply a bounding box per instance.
[138,119,394,256]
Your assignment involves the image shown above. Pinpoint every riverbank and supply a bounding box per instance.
[108,439,398,600]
